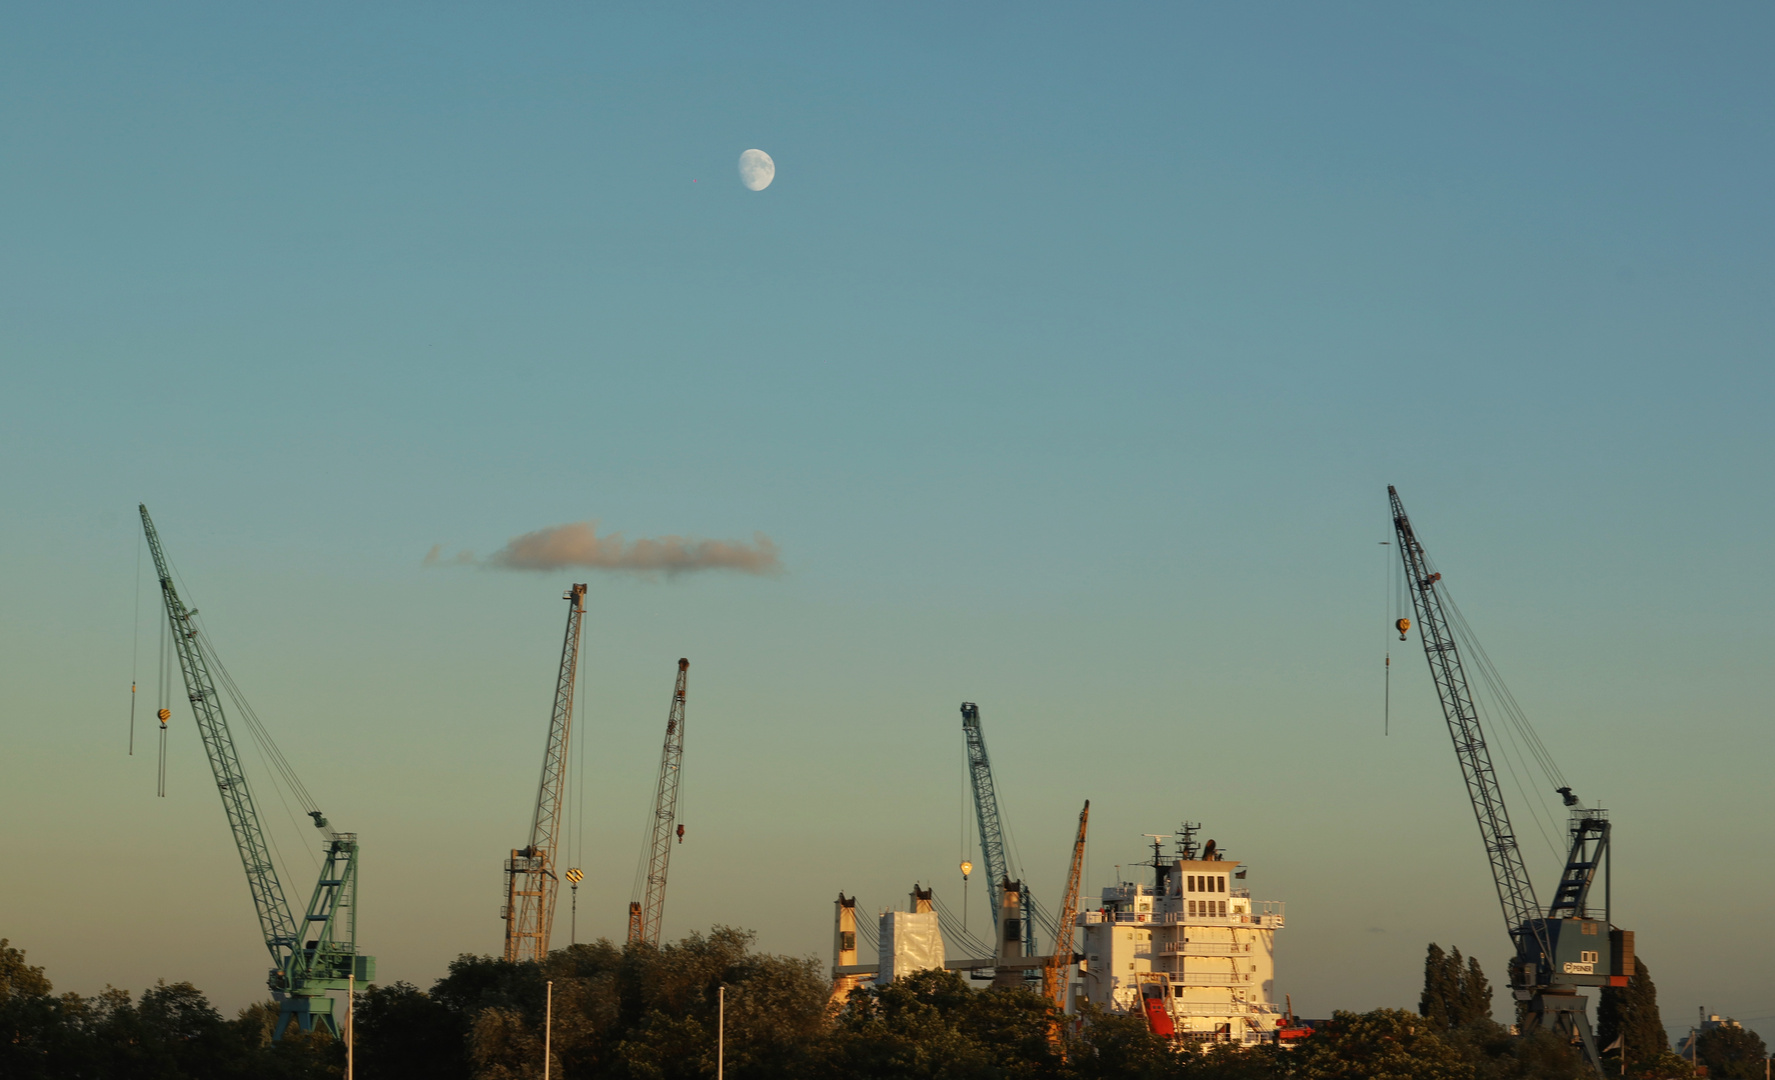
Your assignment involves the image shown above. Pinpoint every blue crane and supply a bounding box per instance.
[959,702,1036,956]
[140,505,373,1038]
[1390,488,1623,1077]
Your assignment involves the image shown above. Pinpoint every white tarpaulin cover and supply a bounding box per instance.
[877,910,946,983]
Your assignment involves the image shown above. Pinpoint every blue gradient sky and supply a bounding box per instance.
[3,2,1771,1042]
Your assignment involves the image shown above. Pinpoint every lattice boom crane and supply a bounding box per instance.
[504,584,587,962]
[1390,487,1626,1078]
[629,658,689,947]
[960,702,1036,956]
[139,505,371,1039]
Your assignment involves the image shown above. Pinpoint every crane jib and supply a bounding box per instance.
[139,505,372,1040]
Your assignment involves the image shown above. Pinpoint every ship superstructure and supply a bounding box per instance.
[1075,826,1286,1044]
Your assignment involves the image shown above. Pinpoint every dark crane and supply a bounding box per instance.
[504,584,588,962]
[960,703,1037,957]
[629,658,689,947]
[1390,487,1626,1077]
[140,505,372,1038]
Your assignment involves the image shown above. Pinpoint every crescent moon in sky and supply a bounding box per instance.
[738,148,775,191]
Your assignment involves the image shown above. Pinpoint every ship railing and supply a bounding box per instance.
[1084,909,1284,928]
[1158,972,1258,986]
[1160,941,1248,956]
[1158,1001,1283,1018]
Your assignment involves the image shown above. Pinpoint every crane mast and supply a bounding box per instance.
[504,584,587,963]
[630,658,689,947]
[1042,800,1089,1034]
[139,505,370,1038]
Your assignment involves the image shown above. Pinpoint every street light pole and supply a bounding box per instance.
[544,981,553,1080]
[347,973,354,1080]
[717,985,725,1080]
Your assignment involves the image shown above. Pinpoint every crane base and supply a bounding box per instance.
[274,995,339,1040]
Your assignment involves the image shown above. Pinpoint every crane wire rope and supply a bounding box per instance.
[130,529,142,756]
[157,599,171,797]
[1433,576,1567,862]
[160,553,323,877]
[930,890,994,960]
[1408,537,1569,865]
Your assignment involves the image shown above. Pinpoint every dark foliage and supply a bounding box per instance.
[1694,1024,1769,1080]
[1420,944,1494,1028]
[0,931,1699,1080]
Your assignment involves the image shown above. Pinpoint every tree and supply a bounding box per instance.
[1459,954,1492,1025]
[1695,1024,1769,1080]
[0,939,52,1000]
[1422,944,1457,1028]
[1596,957,1669,1069]
[1290,1008,1474,1080]
[1421,944,1493,1028]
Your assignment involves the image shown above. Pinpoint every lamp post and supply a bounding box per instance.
[717,985,725,1080]
[543,981,553,1080]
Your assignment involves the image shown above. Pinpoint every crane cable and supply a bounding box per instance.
[130,530,141,756]
[1411,545,1569,864]
[159,551,321,876]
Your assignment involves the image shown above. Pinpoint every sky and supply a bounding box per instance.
[2,0,1772,1046]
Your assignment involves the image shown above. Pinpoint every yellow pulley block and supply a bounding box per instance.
[1395,618,1411,640]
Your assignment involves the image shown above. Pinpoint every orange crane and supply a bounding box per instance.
[628,658,689,946]
[503,584,588,962]
[1043,800,1090,1039]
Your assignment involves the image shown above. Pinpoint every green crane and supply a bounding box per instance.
[140,505,373,1038]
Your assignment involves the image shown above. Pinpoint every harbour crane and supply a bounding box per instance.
[959,703,1037,956]
[628,658,689,947]
[1042,800,1089,1042]
[503,584,588,963]
[139,505,372,1038]
[1390,487,1627,1077]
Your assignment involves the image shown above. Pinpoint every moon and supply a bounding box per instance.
[738,148,775,191]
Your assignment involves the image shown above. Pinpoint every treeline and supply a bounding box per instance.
[4,932,1766,1079]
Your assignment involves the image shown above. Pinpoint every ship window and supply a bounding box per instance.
[1188,900,1196,916]
[1188,875,1197,891]
[1218,877,1226,892]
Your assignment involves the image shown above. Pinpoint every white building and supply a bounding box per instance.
[1075,833,1286,1045]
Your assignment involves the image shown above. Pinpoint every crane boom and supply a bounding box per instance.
[960,704,1010,930]
[504,584,587,962]
[1388,488,1543,952]
[631,658,689,947]
[140,505,299,961]
[1042,800,1089,1028]
[140,505,369,1038]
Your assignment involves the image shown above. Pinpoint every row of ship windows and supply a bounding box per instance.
[1189,875,1228,893]
[1189,900,1229,917]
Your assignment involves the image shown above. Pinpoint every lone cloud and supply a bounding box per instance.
[426,521,782,577]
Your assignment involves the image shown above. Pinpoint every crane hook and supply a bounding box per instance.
[1396,617,1411,641]
[676,823,685,844]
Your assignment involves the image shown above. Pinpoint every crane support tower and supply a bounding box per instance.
[139,505,372,1039]
[1042,800,1089,1038]
[629,658,690,947]
[1390,487,1627,1078]
[504,584,588,963]
[959,703,1036,956]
